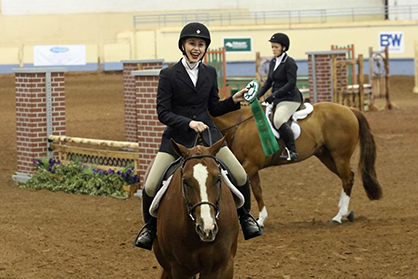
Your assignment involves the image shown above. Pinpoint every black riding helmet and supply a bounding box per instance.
[178,22,211,59]
[269,33,290,51]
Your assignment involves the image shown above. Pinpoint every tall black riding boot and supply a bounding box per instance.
[133,189,157,250]
[237,179,263,240]
[278,123,298,161]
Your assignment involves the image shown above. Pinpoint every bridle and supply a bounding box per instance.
[180,154,222,222]
[180,131,223,222]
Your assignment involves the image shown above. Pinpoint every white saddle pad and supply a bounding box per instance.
[149,170,245,218]
[264,102,314,140]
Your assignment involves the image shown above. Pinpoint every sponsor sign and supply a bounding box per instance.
[223,37,252,52]
[379,32,404,53]
[34,45,87,66]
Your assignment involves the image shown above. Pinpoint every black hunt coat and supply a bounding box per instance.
[157,59,240,156]
[257,53,303,104]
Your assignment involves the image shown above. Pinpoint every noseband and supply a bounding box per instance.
[180,154,222,222]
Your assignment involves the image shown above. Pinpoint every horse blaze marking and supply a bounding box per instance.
[193,164,214,231]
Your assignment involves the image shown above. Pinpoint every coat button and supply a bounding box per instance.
[192,115,196,119]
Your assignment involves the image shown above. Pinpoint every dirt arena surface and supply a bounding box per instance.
[1,72,418,279]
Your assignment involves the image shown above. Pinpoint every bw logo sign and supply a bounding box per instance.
[379,32,404,53]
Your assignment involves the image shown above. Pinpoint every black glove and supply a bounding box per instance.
[265,95,275,104]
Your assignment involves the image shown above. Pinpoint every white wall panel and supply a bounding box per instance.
[2,0,384,16]
[388,0,418,20]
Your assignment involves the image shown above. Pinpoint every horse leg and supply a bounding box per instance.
[332,187,354,224]
[199,257,234,279]
[154,241,175,279]
[316,150,354,224]
[159,270,173,279]
[170,267,196,279]
[250,172,268,228]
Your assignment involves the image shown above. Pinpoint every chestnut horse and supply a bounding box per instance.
[152,137,239,279]
[212,102,382,227]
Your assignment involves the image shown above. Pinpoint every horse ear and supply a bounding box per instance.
[170,138,189,158]
[209,136,225,155]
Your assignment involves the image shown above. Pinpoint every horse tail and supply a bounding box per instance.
[351,108,383,200]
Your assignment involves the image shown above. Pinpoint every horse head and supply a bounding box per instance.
[170,136,225,242]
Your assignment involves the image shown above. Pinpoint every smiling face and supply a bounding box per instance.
[271,42,286,57]
[182,38,207,63]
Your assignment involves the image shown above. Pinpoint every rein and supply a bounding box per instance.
[219,110,254,148]
[219,115,254,132]
[180,154,222,222]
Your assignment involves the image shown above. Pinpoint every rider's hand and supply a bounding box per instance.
[265,95,275,104]
[189,120,208,133]
[232,88,248,104]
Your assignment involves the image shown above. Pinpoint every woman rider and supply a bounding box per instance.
[133,22,263,251]
[258,33,303,161]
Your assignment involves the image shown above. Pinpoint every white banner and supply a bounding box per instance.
[34,45,86,66]
[379,31,404,53]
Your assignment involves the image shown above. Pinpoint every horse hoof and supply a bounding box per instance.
[331,220,341,225]
[347,211,354,222]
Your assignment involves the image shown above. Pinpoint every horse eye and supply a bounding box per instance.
[183,179,192,187]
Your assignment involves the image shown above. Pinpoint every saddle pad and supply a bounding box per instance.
[149,170,245,217]
[221,169,244,209]
[149,175,173,218]
[293,103,314,120]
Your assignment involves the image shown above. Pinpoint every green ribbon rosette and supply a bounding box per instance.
[244,80,279,156]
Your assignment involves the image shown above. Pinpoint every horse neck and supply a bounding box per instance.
[211,105,252,138]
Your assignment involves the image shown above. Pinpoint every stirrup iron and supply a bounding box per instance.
[279,147,292,161]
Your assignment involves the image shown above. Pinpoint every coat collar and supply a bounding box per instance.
[270,53,288,73]
[175,59,195,91]
[174,59,209,92]
[196,62,208,90]
[271,53,288,64]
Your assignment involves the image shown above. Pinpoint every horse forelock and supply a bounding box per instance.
[193,146,205,155]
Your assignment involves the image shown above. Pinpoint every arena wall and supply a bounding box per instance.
[1,0,383,15]
[150,21,418,61]
[1,20,416,75]
[0,0,416,75]
[144,21,418,76]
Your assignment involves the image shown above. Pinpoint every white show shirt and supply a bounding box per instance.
[181,57,200,87]
[274,53,285,71]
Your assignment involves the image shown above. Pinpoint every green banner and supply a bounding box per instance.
[224,38,252,52]
[245,81,279,156]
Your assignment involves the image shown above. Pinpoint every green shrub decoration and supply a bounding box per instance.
[17,158,140,198]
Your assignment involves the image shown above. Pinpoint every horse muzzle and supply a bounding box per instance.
[195,222,218,242]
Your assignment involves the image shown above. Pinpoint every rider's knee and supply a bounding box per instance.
[143,179,159,197]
